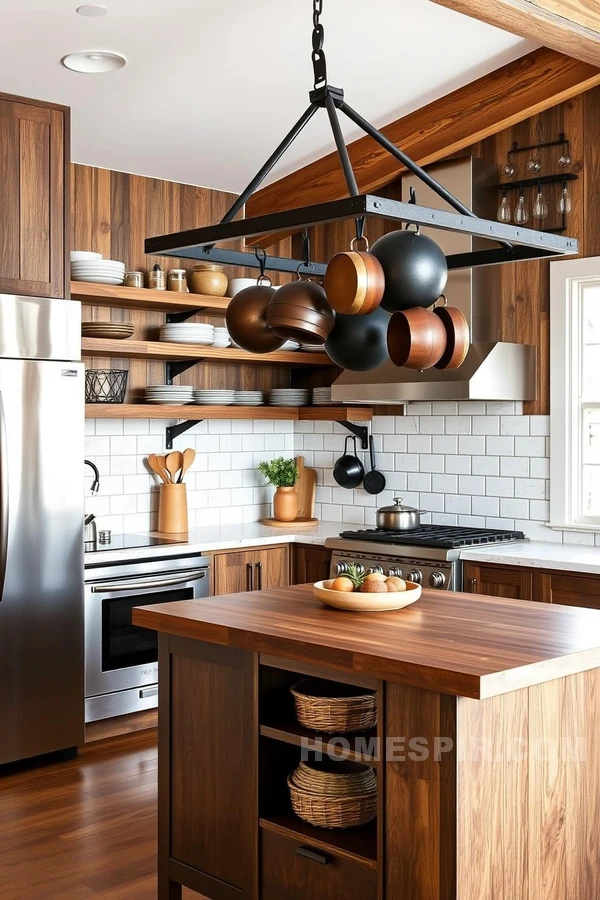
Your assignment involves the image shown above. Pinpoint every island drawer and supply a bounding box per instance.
[260,827,377,900]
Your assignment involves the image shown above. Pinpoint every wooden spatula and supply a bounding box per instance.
[165,451,183,483]
[178,448,196,483]
[148,453,170,483]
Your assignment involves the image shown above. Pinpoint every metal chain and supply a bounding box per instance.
[311,0,327,88]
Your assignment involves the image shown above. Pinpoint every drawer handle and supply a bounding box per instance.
[295,846,330,865]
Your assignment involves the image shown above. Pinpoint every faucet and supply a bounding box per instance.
[84,460,100,493]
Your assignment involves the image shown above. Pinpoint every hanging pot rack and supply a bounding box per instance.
[145,1,578,272]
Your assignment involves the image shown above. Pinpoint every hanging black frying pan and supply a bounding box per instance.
[363,435,386,495]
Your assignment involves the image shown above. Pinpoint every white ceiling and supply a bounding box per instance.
[0,0,536,194]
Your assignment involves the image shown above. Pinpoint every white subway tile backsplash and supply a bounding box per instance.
[110,456,137,476]
[485,476,515,498]
[85,436,110,456]
[445,493,471,515]
[444,416,471,435]
[432,473,458,494]
[433,435,458,454]
[486,402,518,416]
[514,478,546,500]
[472,496,499,517]
[432,402,458,416]
[419,454,445,473]
[420,416,445,434]
[458,435,486,456]
[472,416,500,436]
[408,473,432,492]
[500,416,530,436]
[501,457,530,478]
[458,475,486,496]
[471,455,499,476]
[485,517,515,530]
[486,435,514,456]
[529,416,550,436]
[407,434,432,454]
[420,493,445,512]
[458,401,486,415]
[407,402,432,415]
[529,499,550,521]
[95,418,124,435]
[514,436,546,457]
[394,454,420,472]
[445,455,471,475]
[394,417,419,434]
[383,434,408,452]
[500,498,529,519]
[208,419,231,434]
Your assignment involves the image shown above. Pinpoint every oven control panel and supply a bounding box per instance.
[330,552,458,591]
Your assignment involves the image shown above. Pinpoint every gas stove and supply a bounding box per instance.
[325,525,528,592]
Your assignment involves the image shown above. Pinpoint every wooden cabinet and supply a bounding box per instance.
[292,544,332,585]
[261,828,377,900]
[534,571,600,608]
[463,562,533,601]
[213,544,290,595]
[0,93,69,299]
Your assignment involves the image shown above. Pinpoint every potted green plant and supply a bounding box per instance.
[258,457,299,522]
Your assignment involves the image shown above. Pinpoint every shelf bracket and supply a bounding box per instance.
[165,360,197,384]
[165,419,201,450]
[166,310,205,324]
[337,421,369,449]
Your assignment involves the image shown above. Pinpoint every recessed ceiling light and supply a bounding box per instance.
[61,50,126,73]
[76,4,108,15]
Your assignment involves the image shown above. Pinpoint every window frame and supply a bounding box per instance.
[550,256,600,532]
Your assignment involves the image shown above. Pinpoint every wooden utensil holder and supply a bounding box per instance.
[158,483,188,534]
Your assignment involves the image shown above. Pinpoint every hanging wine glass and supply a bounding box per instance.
[558,181,572,214]
[533,185,548,221]
[497,191,512,223]
[514,192,529,224]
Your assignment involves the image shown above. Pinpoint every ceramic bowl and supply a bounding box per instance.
[312,579,421,611]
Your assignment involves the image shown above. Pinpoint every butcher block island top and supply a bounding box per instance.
[132,583,600,699]
[135,584,600,900]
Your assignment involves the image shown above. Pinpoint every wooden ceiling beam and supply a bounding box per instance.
[245,48,600,245]
[429,0,600,68]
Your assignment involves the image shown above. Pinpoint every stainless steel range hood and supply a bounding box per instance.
[331,157,536,405]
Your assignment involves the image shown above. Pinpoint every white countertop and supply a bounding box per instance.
[460,541,600,576]
[84,521,343,566]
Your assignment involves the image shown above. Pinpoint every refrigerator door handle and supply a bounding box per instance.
[0,392,8,603]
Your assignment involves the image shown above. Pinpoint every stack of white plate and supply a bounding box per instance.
[213,326,231,348]
[160,323,215,346]
[280,340,300,351]
[145,385,194,405]
[234,391,264,406]
[193,389,236,406]
[312,387,333,405]
[300,342,326,353]
[71,252,126,285]
[268,388,310,407]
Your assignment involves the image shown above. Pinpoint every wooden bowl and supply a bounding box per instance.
[313,579,421,611]
[225,285,285,354]
[325,250,385,315]
[267,282,334,344]
[387,307,447,370]
[434,305,470,370]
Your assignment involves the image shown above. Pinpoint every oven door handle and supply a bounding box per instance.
[90,569,207,593]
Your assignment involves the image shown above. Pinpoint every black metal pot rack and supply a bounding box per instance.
[165,417,368,451]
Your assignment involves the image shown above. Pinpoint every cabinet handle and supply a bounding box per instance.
[256,561,262,590]
[295,846,330,865]
[246,562,253,591]
[470,578,477,591]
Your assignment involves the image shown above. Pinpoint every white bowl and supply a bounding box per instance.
[71,250,102,261]
[228,277,261,296]
[312,579,421,611]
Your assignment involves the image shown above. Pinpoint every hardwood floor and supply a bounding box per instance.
[0,730,196,899]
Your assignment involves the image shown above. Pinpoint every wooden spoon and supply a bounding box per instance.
[165,451,183,484]
[178,448,196,483]
[148,453,170,483]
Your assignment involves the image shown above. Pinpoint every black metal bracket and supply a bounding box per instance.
[165,420,200,450]
[309,84,344,107]
[337,421,368,450]
[165,360,197,384]
[166,309,205,324]
[495,172,578,192]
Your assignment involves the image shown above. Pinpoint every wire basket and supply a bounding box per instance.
[290,678,377,733]
[85,369,128,404]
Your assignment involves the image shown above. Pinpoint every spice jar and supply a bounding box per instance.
[168,269,188,292]
[189,263,228,297]
[148,264,166,291]
[124,271,144,289]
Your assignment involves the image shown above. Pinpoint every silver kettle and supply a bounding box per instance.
[84,513,97,547]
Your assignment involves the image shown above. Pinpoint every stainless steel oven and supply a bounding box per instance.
[84,554,210,722]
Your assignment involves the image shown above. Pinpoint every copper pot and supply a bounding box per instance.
[266,280,334,344]
[433,299,470,370]
[387,306,447,370]
[324,237,385,316]
[225,282,285,354]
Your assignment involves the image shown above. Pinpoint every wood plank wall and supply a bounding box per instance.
[71,165,294,398]
[296,86,600,415]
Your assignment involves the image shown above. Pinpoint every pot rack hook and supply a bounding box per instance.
[254,246,267,280]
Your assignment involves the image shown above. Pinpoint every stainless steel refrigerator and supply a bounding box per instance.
[0,295,84,765]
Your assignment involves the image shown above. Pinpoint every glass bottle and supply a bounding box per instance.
[514,193,529,224]
[497,191,512,224]
[533,186,548,221]
[558,182,572,214]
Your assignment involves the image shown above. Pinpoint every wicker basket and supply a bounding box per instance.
[290,678,377,733]
[293,759,376,797]
[288,773,377,830]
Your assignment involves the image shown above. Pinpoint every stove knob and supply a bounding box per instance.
[355,563,365,575]
[387,567,403,578]
[407,569,422,584]
[429,572,446,589]
[367,565,384,575]
[335,561,348,575]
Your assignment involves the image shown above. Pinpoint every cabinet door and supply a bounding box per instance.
[168,638,256,897]
[535,572,600,609]
[463,563,533,601]
[255,546,290,590]
[292,544,332,584]
[214,550,256,595]
[0,94,68,299]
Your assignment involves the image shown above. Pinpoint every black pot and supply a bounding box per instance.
[370,229,448,312]
[325,306,391,371]
[333,436,364,489]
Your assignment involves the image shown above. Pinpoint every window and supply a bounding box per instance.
[550,257,600,530]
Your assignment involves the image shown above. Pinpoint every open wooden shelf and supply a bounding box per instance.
[81,337,334,366]
[259,721,379,768]
[72,280,231,315]
[260,815,378,868]
[85,404,374,420]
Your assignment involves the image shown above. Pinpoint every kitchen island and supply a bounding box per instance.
[133,585,600,900]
